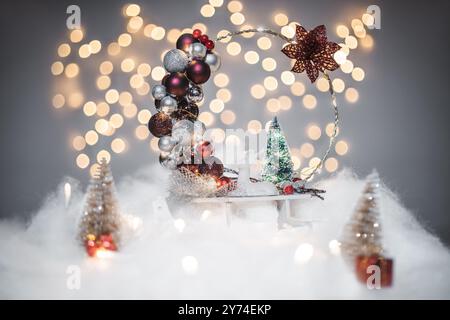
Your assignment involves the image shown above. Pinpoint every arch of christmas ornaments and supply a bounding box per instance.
[148,24,341,197]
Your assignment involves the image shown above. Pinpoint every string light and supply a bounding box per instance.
[64,63,79,78]
[316,77,330,92]
[137,109,152,124]
[76,153,90,169]
[97,150,111,163]
[200,4,215,17]
[124,4,140,17]
[262,58,277,71]
[307,124,321,140]
[352,67,365,81]
[331,78,345,93]
[70,29,83,43]
[345,87,359,103]
[220,110,236,125]
[118,33,132,47]
[67,92,84,108]
[83,101,97,116]
[213,73,229,87]
[198,111,215,126]
[107,42,121,56]
[109,114,124,129]
[52,94,65,109]
[135,125,150,140]
[280,71,295,85]
[209,99,225,113]
[51,61,64,76]
[85,130,99,145]
[325,157,339,172]
[244,51,259,64]
[263,76,278,91]
[121,58,135,72]
[274,13,289,26]
[96,75,111,90]
[290,82,305,96]
[230,12,245,25]
[226,42,241,56]
[72,136,86,151]
[300,143,314,158]
[111,138,126,154]
[250,84,266,99]
[278,95,292,110]
[151,66,166,81]
[303,94,317,109]
[119,91,133,107]
[105,89,119,104]
[336,25,349,38]
[240,25,254,38]
[96,102,110,117]
[257,37,272,50]
[89,40,102,54]
[247,120,262,134]
[151,27,166,40]
[57,43,71,57]
[216,88,232,103]
[335,140,349,155]
[266,98,281,113]
[227,1,243,13]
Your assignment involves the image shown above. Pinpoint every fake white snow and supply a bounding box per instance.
[0,165,449,299]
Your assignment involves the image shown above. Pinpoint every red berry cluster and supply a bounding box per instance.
[192,28,215,51]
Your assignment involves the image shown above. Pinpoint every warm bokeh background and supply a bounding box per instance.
[1,0,449,245]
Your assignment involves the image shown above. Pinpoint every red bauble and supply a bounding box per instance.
[199,156,224,178]
[283,185,294,195]
[205,40,215,51]
[176,33,198,52]
[192,29,202,39]
[165,72,189,97]
[148,112,173,137]
[186,59,211,85]
[199,34,209,44]
[196,141,214,158]
[217,176,231,188]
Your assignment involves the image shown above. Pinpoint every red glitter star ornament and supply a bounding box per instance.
[282,24,340,83]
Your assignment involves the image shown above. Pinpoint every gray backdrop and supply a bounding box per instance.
[1,0,449,245]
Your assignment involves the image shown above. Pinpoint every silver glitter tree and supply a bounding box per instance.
[78,159,121,249]
[340,170,384,263]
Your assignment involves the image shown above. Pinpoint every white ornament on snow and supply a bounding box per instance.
[228,164,278,197]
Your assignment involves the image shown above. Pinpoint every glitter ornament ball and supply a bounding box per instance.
[165,72,189,97]
[152,85,166,100]
[163,49,189,73]
[160,95,178,115]
[148,112,173,138]
[186,59,211,85]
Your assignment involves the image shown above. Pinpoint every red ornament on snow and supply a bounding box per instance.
[205,40,215,51]
[283,184,294,195]
[217,176,231,188]
[192,29,202,39]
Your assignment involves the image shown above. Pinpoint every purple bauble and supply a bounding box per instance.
[161,73,170,86]
[186,59,211,85]
[176,33,198,53]
[165,72,189,97]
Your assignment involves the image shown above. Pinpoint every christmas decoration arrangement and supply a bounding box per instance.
[78,158,121,257]
[148,25,339,200]
[340,170,394,287]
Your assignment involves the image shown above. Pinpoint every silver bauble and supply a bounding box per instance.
[204,52,221,72]
[193,120,206,135]
[163,49,189,73]
[188,42,207,59]
[187,84,204,103]
[152,85,166,100]
[160,95,177,115]
[159,152,178,170]
[158,135,177,152]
